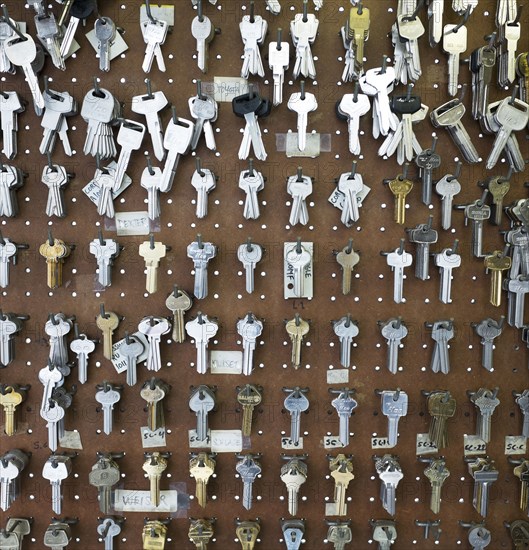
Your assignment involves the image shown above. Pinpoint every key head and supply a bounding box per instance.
[431,99,466,127]
[97,519,121,539]
[431,321,454,343]
[287,176,312,200]
[336,247,360,270]
[381,319,408,341]
[327,524,353,544]
[428,392,456,417]
[291,13,319,39]
[0,386,23,409]
[236,457,262,481]
[495,97,529,131]
[189,96,217,121]
[42,456,70,481]
[333,317,359,339]
[338,92,370,118]
[185,315,218,342]
[472,388,500,414]
[39,240,67,262]
[338,172,364,195]
[140,166,163,192]
[382,391,408,417]
[237,317,263,341]
[44,527,69,547]
[187,241,217,263]
[191,169,216,192]
[466,202,491,221]
[239,170,265,193]
[120,336,144,360]
[191,14,213,40]
[89,463,120,488]
[331,392,358,415]
[443,24,467,53]
[287,92,318,115]
[388,177,413,197]
[95,388,121,407]
[397,13,424,40]
[484,251,511,272]
[468,526,491,548]
[487,176,510,204]
[237,243,263,265]
[391,94,421,115]
[117,120,146,150]
[268,41,290,68]
[408,224,438,245]
[143,453,168,477]
[232,92,263,117]
[0,90,24,114]
[140,384,166,405]
[435,175,461,198]
[286,245,311,269]
[132,90,168,116]
[436,248,462,270]
[96,311,120,332]
[94,16,116,41]
[166,289,193,314]
[138,316,171,338]
[69,335,96,356]
[515,390,529,412]
[81,88,115,123]
[372,524,397,543]
[285,318,310,338]
[189,386,215,413]
[364,66,396,92]
[0,458,19,480]
[284,390,310,413]
[163,117,194,153]
[4,33,37,65]
[386,249,413,268]
[424,459,450,485]
[416,150,441,170]
[142,19,168,44]
[237,384,262,407]
[139,241,167,264]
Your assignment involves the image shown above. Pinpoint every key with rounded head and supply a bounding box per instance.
[166,288,193,343]
[89,235,119,288]
[97,517,122,550]
[233,90,268,161]
[237,313,263,376]
[187,239,217,300]
[285,315,310,370]
[336,242,360,295]
[415,138,441,205]
[386,244,413,303]
[139,238,167,294]
[287,85,317,151]
[290,11,319,80]
[138,316,171,372]
[0,456,19,511]
[94,17,115,72]
[45,313,72,368]
[39,236,70,289]
[430,320,455,374]
[381,390,408,447]
[239,162,265,220]
[42,455,71,514]
[38,364,63,413]
[185,314,218,375]
[443,24,467,96]
[280,457,307,516]
[189,452,215,508]
[372,520,397,549]
[0,386,24,436]
[333,315,359,369]
[189,385,215,441]
[95,383,121,435]
[435,245,461,304]
[286,242,311,297]
[0,312,19,365]
[236,454,262,510]
[188,90,218,152]
[284,387,309,445]
[376,455,403,516]
[142,18,168,73]
[70,334,96,384]
[337,167,363,224]
[487,174,510,226]
[239,11,267,78]
[436,167,462,230]
[380,318,408,375]
[475,318,503,372]
[329,454,354,517]
[89,455,121,514]
[40,400,65,451]
[141,165,163,221]
[191,6,215,73]
[237,384,262,437]
[237,241,263,294]
[328,522,353,548]
[96,308,120,360]
[140,379,168,431]
[143,452,168,508]
[388,173,413,226]
[191,162,216,219]
[468,526,491,549]
[120,334,144,386]
[471,388,500,444]
[287,173,312,226]
[331,388,357,446]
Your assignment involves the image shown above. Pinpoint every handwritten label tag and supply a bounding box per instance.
[327,369,349,384]
[281,437,304,450]
[464,435,487,456]
[505,435,527,455]
[372,436,393,449]
[416,433,438,455]
[284,241,314,299]
[210,430,243,453]
[112,332,150,374]
[188,429,211,449]
[59,430,83,450]
[210,351,243,374]
[114,489,178,512]
[322,436,345,449]
[213,77,250,102]
[82,173,131,206]
[115,212,151,236]
[141,427,167,448]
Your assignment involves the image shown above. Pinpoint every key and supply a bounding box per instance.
[428,391,456,449]
[515,391,529,438]
[4,33,44,109]
[38,363,63,414]
[381,390,408,447]
[280,457,307,516]
[237,240,263,294]
[232,90,268,161]
[185,313,218,375]
[189,385,215,441]
[415,137,441,205]
[114,120,145,191]
[187,238,217,300]
[285,241,311,297]
[331,388,358,446]
[471,388,500,443]
[35,11,64,71]
[0,449,28,511]
[237,384,262,437]
[94,17,116,72]
[407,216,438,281]
[507,276,529,328]
[291,9,319,80]
[269,31,290,105]
[81,87,120,158]
[338,168,364,224]
[237,313,263,376]
[120,334,144,387]
[165,287,193,343]
[376,455,403,516]
[486,173,510,226]
[43,522,71,549]
[89,454,121,514]
[96,308,119,360]
[282,519,305,550]
[60,0,96,58]
[0,238,17,288]
[40,88,77,155]
[39,235,70,289]
[468,458,499,517]
[141,164,164,221]
[160,114,194,192]
[287,84,317,151]
[95,383,121,435]
[468,526,492,549]
[287,172,312,226]
[380,318,408,375]
[191,6,215,73]
[337,91,371,155]
[236,520,260,550]
[363,65,397,137]
[42,163,69,218]
[0,312,23,366]
[142,18,168,73]
[443,24,467,96]
[484,250,511,307]
[424,458,450,514]
[238,161,265,220]
[390,90,422,162]
[189,452,215,507]
[97,518,122,550]
[45,313,72,369]
[239,9,267,78]
[139,238,167,294]
[140,379,168,431]
[42,455,71,514]
[435,244,461,304]
[285,315,310,370]
[189,518,214,550]
[143,452,167,508]
[236,454,262,510]
[0,385,24,436]
[475,315,503,370]
[89,233,120,288]
[40,399,65,451]
[284,387,309,445]
[142,520,168,548]
[188,85,218,152]
[430,320,455,374]
[386,243,413,303]
[333,315,359,369]
[70,333,95,384]
[435,163,462,230]
[388,172,413,225]
[329,454,354,517]
[191,160,216,218]
[0,91,24,160]
[138,316,171,372]
[328,522,353,549]
[336,242,360,295]
[456,193,491,258]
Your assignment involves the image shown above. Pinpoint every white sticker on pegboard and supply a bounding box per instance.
[213,76,250,102]
[59,430,83,450]
[327,369,349,384]
[464,435,487,456]
[325,502,347,516]
[505,435,527,455]
[210,430,243,453]
[284,242,313,299]
[323,436,345,449]
[281,437,304,450]
[188,429,211,449]
[112,332,150,374]
[210,351,243,374]
[141,427,167,448]
[115,212,151,236]
[371,436,393,449]
[114,489,178,512]
[416,433,438,455]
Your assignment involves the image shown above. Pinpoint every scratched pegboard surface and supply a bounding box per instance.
[0,0,529,548]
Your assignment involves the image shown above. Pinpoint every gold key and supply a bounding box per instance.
[165,286,193,343]
[484,250,511,307]
[188,518,215,549]
[237,384,263,437]
[348,5,370,69]
[0,385,25,436]
[285,314,310,370]
[39,235,70,289]
[140,379,168,431]
[139,236,167,294]
[96,305,120,359]
[189,452,215,508]
[388,172,413,225]
[329,454,354,516]
[142,452,168,508]
[428,391,456,449]
[516,52,529,101]
[142,520,168,550]
[335,241,360,295]
[513,460,529,512]
[235,520,260,550]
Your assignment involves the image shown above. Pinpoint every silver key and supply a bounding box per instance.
[191,161,216,219]
[287,86,317,152]
[97,518,122,550]
[0,91,24,159]
[160,115,194,192]
[132,87,168,162]
[269,36,290,105]
[407,216,438,281]
[70,334,96,384]
[284,387,309,444]
[435,245,461,303]
[138,316,171,373]
[189,385,216,441]
[142,18,168,73]
[239,162,265,220]
[94,17,116,72]
[42,455,71,514]
[443,24,467,96]
[331,388,358,447]
[285,242,311,297]
[287,173,312,226]
[381,390,408,447]
[120,334,144,386]
[0,238,17,288]
[435,165,462,230]
[35,12,64,71]
[474,318,503,371]
[380,318,408,375]
[430,320,455,374]
[470,388,500,443]
[332,315,359,369]
[114,120,146,191]
[237,241,263,294]
[40,400,65,451]
[191,11,214,73]
[187,239,217,300]
[236,455,262,510]
[237,313,263,376]
[185,314,219,375]
[188,87,218,152]
[386,244,413,303]
[95,384,121,435]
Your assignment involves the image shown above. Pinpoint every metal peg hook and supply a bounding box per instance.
[46,151,55,171]
[197,234,204,249]
[357,1,363,15]
[353,80,359,102]
[249,0,255,23]
[295,313,301,326]
[144,78,154,99]
[296,166,303,182]
[430,135,438,152]
[509,85,519,105]
[448,161,462,181]
[451,5,471,33]
[172,284,179,297]
[276,28,282,50]
[296,237,302,254]
[398,238,405,255]
[195,157,205,177]
[92,76,104,98]
[380,55,387,74]
[171,105,178,124]
[302,0,308,22]
[0,5,26,41]
[300,80,305,100]
[197,0,204,22]
[246,237,253,252]
[149,234,155,250]
[349,161,357,179]
[146,156,155,176]
[145,0,155,24]
[196,79,204,100]
[100,304,109,319]
[345,238,353,253]
[125,331,131,345]
[247,158,255,177]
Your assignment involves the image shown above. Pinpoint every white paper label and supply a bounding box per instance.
[372,436,393,449]
[210,430,243,453]
[86,29,128,60]
[284,242,314,299]
[213,76,249,102]
[113,489,178,512]
[140,4,175,25]
[281,437,304,450]
[141,427,167,448]
[505,435,527,455]
[327,369,349,384]
[416,433,438,455]
[115,212,151,236]
[210,351,243,374]
[112,332,150,374]
[82,168,131,206]
[464,435,487,456]
[323,436,345,449]
[59,430,83,450]
[325,502,347,516]
[188,429,211,449]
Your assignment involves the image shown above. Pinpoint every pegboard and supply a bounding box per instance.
[0,0,528,548]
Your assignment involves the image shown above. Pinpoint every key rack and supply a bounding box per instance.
[0,0,529,548]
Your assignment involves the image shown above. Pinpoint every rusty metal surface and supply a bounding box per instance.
[0,0,529,548]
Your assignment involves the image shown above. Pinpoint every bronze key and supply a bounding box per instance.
[237,384,263,437]
[484,250,511,307]
[388,167,413,225]
[96,304,120,359]
[0,385,25,436]
[39,234,70,289]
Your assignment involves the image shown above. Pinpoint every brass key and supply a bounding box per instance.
[165,286,193,343]
[285,314,310,370]
[235,520,260,550]
[388,171,413,225]
[96,305,120,359]
[188,518,215,549]
[513,460,529,512]
[237,384,263,437]
[516,52,529,101]
[0,385,24,435]
[189,452,215,508]
[142,452,168,508]
[139,235,167,294]
[336,240,360,295]
[140,379,168,431]
[484,250,511,307]
[39,234,70,289]
[329,454,354,516]
[348,4,370,67]
[142,520,168,550]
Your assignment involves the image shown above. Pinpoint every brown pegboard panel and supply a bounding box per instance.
[0,0,529,548]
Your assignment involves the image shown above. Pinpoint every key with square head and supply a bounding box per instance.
[143,452,168,508]
[139,238,167,294]
[89,234,119,288]
[415,138,441,206]
[281,457,307,516]
[138,316,171,373]
[386,244,413,303]
[458,193,491,258]
[140,379,168,431]
[408,216,438,281]
[236,520,260,550]
[285,315,310,370]
[191,5,215,73]
[424,458,450,514]
[142,18,168,73]
[96,308,120,360]
[81,87,119,158]
[336,242,360,295]
[331,388,358,446]
[286,242,311,297]
[333,315,359,369]
[435,245,461,304]
[269,32,290,105]
[89,455,121,514]
[189,518,214,550]
[166,287,193,343]
[94,17,115,72]
[443,24,467,96]
[291,10,319,80]
[471,388,500,443]
[329,455,354,517]
[327,522,353,549]
[97,517,122,550]
[39,237,70,289]
[436,164,462,230]
[187,238,217,300]
[381,390,408,447]
[113,120,145,191]
[284,387,309,445]
[287,85,317,152]
[388,173,413,225]
[0,385,24,436]
[380,318,408,375]
[237,384,262,437]
[70,333,96,384]
[189,385,215,441]
[160,114,194,192]
[236,454,262,510]
[484,250,511,307]
[189,452,215,507]
[95,383,121,435]
[120,333,144,387]
[185,313,218,375]
[42,454,71,514]
[282,519,305,550]
[142,520,168,549]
